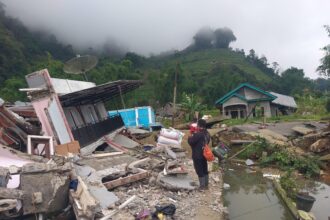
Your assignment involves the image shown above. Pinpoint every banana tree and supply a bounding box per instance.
[180,93,206,121]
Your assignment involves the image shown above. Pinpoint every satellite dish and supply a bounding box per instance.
[63,55,98,81]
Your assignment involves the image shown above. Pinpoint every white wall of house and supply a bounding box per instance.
[223,96,247,108]
[222,97,248,119]
[247,101,272,118]
[51,78,95,95]
[94,102,108,119]
[63,102,109,128]
[63,107,84,128]
[80,104,99,124]
[243,87,268,100]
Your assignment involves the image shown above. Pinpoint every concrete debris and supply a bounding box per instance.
[310,138,330,153]
[245,159,254,166]
[0,69,229,220]
[0,98,41,150]
[292,126,315,135]
[319,154,330,161]
[112,134,140,149]
[0,167,10,187]
[263,173,280,180]
[157,173,196,190]
[223,183,230,189]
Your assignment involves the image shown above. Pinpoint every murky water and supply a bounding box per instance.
[304,181,330,219]
[223,165,294,220]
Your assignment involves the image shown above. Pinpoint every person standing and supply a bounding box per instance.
[188,119,210,189]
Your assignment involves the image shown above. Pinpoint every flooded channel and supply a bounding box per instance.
[304,181,330,219]
[223,165,294,220]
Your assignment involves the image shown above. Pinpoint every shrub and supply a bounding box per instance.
[326,98,330,113]
[280,171,299,199]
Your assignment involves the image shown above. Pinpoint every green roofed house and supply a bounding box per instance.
[215,83,297,119]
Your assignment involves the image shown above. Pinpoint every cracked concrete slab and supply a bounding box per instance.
[157,173,196,190]
[113,134,140,149]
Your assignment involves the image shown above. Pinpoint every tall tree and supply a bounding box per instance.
[278,67,312,95]
[214,27,236,48]
[317,25,330,77]
[193,27,215,49]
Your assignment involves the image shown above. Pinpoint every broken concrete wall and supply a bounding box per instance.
[0,146,32,188]
[19,162,71,216]
[21,171,70,215]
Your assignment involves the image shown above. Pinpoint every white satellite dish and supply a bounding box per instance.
[63,55,98,81]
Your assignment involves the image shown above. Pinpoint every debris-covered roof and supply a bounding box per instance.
[269,92,297,108]
[59,80,143,107]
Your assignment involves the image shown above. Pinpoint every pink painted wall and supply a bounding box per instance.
[32,97,55,137]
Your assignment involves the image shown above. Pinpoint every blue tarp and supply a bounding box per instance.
[108,106,161,129]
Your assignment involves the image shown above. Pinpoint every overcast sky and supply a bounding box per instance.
[2,0,330,78]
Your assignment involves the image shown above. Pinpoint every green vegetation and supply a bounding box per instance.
[317,25,330,77]
[180,93,206,121]
[280,171,299,199]
[238,137,321,177]
[0,3,329,115]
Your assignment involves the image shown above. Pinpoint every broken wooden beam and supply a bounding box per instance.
[86,152,124,158]
[103,171,149,190]
[99,195,137,220]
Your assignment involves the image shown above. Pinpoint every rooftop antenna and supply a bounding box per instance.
[63,55,98,81]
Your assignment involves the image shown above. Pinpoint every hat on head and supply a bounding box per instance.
[197,119,206,128]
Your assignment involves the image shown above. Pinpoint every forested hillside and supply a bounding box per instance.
[0,3,329,109]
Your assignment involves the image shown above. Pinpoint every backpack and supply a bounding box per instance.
[203,134,215,161]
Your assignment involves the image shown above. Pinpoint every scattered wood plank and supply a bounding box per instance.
[228,143,253,160]
[86,152,124,158]
[292,126,314,135]
[99,195,137,220]
[70,176,98,220]
[103,171,149,190]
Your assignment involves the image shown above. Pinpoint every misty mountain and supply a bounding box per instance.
[0,3,328,107]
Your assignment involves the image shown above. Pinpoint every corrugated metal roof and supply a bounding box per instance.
[59,80,143,107]
[51,78,96,95]
[269,92,297,108]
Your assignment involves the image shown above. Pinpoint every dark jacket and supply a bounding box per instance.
[188,130,210,159]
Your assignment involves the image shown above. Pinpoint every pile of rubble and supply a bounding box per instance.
[213,121,330,172]
[0,113,226,219]
[0,69,227,220]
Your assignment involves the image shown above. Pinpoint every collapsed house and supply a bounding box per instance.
[25,69,142,149]
[215,83,297,119]
[0,69,220,220]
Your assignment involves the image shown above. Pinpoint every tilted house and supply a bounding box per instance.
[215,83,297,119]
[25,69,142,148]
